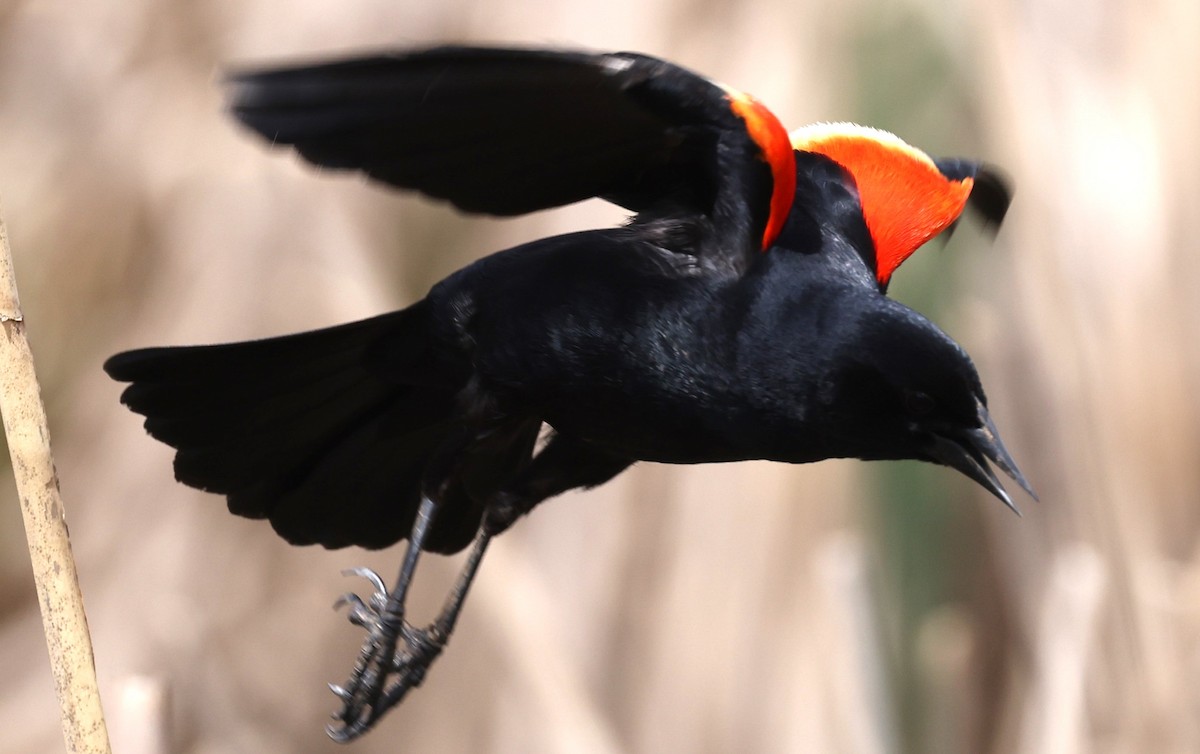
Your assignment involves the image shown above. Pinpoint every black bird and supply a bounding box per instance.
[104,46,1033,740]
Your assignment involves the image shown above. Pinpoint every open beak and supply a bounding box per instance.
[927,400,1037,514]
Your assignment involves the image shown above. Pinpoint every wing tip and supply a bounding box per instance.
[935,158,1013,232]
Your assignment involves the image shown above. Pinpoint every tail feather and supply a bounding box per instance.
[105,310,403,382]
[105,301,480,553]
[121,356,372,421]
[170,385,418,495]
[236,409,450,550]
[130,371,385,465]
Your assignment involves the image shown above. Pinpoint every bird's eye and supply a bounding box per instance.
[904,391,935,417]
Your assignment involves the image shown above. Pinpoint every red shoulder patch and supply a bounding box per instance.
[723,88,796,251]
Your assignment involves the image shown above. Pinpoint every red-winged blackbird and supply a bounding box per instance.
[104,46,1033,739]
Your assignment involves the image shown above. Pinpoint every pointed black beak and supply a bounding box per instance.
[927,400,1037,514]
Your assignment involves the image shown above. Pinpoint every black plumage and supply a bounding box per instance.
[105,46,1032,737]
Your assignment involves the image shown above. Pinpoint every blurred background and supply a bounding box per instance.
[1,0,1198,751]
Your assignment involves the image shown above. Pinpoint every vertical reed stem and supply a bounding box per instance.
[0,210,111,754]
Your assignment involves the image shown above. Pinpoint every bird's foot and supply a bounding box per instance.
[323,518,492,742]
[325,568,448,742]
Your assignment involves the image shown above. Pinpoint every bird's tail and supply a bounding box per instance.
[105,301,482,553]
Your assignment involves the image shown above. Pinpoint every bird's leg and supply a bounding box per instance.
[325,434,628,740]
[429,524,493,639]
[327,493,441,741]
[326,386,518,741]
[326,519,494,741]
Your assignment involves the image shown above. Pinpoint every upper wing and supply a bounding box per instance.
[933,158,1012,231]
[228,46,795,266]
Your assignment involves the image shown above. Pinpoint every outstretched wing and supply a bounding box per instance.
[228,45,795,266]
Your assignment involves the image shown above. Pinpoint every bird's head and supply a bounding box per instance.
[820,302,1035,511]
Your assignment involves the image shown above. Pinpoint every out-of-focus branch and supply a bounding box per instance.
[0,209,111,754]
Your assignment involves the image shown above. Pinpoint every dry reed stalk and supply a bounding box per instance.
[0,210,110,754]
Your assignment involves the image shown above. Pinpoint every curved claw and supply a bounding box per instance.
[334,567,393,623]
[328,683,350,702]
[333,591,367,613]
[341,567,388,597]
[325,651,435,742]
[328,717,373,743]
[334,590,388,631]
[326,514,491,741]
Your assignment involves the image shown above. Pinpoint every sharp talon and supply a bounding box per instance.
[333,566,398,633]
[327,722,350,741]
[341,567,388,596]
[333,592,365,612]
[326,507,489,740]
[332,592,383,630]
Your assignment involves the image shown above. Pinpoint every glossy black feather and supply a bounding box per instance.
[106,149,1026,553]
[935,158,1012,230]
[104,50,1033,737]
[105,304,487,553]
[109,47,1028,558]
[228,46,774,271]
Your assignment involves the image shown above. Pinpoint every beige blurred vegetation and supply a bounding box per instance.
[1,0,1197,751]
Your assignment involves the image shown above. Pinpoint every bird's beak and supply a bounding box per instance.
[927,400,1037,514]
